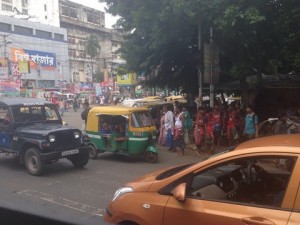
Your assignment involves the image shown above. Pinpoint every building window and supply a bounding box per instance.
[1,4,13,11]
[36,29,51,38]
[61,5,68,16]
[86,12,101,25]
[45,15,47,19]
[87,13,94,23]
[69,7,77,19]
[112,42,118,47]
[68,35,75,44]
[78,38,85,46]
[44,4,47,11]
[78,50,85,58]
[22,9,28,15]
[54,33,64,40]
[61,4,78,19]
[68,49,76,58]
[14,25,33,35]
[0,22,11,31]
[22,0,28,7]
[100,12,105,20]
[2,0,12,3]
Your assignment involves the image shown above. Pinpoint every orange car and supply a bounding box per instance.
[104,134,300,225]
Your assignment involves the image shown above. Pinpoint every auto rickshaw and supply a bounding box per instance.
[86,106,158,163]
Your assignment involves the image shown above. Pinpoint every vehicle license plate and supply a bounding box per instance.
[62,149,79,156]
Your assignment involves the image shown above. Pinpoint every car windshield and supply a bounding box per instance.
[12,104,61,123]
[131,111,155,128]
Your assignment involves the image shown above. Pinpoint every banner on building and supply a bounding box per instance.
[0,80,21,97]
[0,57,8,80]
[94,83,102,96]
[11,48,56,70]
[18,61,30,73]
[11,62,20,76]
[117,73,137,86]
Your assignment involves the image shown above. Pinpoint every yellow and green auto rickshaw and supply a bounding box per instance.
[85,105,158,163]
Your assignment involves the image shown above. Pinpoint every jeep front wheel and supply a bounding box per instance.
[70,152,89,168]
[25,147,44,176]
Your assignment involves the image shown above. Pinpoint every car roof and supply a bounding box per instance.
[90,105,149,115]
[235,134,300,150]
[0,97,52,106]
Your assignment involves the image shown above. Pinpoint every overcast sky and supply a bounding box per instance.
[69,0,119,29]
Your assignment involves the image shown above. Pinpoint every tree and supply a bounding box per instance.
[104,0,300,104]
[85,34,101,82]
[94,67,104,83]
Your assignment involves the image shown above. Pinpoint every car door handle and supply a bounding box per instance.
[241,217,275,225]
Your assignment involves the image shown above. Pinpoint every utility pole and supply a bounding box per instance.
[209,26,214,107]
[0,34,12,77]
[198,23,203,107]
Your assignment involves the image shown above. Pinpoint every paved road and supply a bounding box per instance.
[0,108,203,225]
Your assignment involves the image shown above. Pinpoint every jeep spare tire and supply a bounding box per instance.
[25,147,44,176]
[70,152,89,168]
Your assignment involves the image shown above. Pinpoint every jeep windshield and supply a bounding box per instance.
[11,104,62,124]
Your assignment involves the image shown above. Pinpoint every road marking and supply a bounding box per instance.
[18,190,104,217]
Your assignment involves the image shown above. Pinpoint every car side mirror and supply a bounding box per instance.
[172,183,187,202]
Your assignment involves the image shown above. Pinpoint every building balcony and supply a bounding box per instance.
[60,16,107,33]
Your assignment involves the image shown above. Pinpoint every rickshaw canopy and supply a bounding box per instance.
[86,105,152,132]
[89,105,150,116]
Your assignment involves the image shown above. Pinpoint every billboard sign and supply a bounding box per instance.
[11,48,56,70]
[117,73,137,86]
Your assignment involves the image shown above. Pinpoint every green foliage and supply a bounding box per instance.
[103,0,300,93]
[85,34,100,59]
[94,67,104,83]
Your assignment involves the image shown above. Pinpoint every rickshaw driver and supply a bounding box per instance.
[114,124,129,141]
[100,123,112,135]
[100,123,112,148]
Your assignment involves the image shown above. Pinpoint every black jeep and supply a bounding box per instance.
[0,98,90,176]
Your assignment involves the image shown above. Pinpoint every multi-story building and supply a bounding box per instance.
[59,0,124,84]
[0,0,60,27]
[0,14,69,89]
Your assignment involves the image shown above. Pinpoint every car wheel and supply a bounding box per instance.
[70,152,89,168]
[145,152,158,163]
[88,145,98,159]
[25,147,44,176]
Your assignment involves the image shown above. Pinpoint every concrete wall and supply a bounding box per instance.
[0,15,69,88]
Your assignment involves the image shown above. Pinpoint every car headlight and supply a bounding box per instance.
[74,131,80,139]
[112,187,133,202]
[49,135,56,142]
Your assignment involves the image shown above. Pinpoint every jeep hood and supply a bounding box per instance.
[16,123,78,135]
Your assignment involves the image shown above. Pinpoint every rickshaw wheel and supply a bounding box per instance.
[145,152,158,163]
[88,145,98,159]
[70,152,89,168]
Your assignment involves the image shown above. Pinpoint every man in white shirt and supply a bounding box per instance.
[163,105,174,150]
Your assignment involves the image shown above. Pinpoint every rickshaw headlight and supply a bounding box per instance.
[112,187,133,202]
[49,135,56,143]
[74,131,80,139]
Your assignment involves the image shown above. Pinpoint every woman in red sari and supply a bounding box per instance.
[194,107,206,155]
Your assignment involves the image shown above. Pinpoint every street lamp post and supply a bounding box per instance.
[0,34,13,77]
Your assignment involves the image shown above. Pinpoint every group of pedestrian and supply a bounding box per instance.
[59,97,87,116]
[193,103,258,155]
[158,101,259,157]
[158,104,192,157]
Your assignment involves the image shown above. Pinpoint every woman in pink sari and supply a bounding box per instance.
[158,111,166,145]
